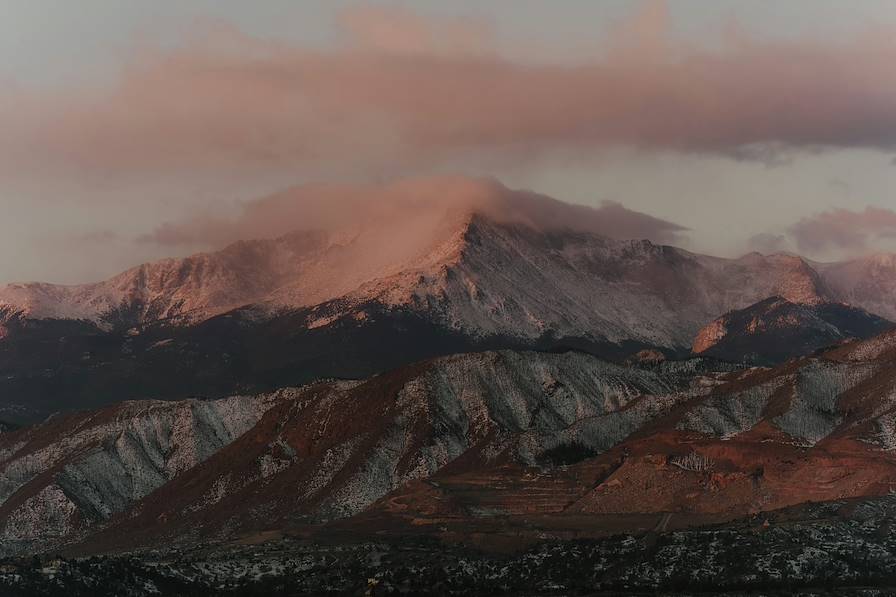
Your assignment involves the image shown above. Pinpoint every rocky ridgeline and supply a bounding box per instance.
[4,335,896,557]
[6,198,896,426]
[4,189,896,350]
[0,351,712,555]
[0,392,288,556]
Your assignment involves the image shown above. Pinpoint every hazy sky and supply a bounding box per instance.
[2,0,896,283]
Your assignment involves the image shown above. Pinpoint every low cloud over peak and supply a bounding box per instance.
[740,204,896,261]
[788,206,896,255]
[4,2,896,283]
[140,176,688,250]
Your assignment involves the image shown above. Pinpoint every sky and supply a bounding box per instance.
[2,0,896,283]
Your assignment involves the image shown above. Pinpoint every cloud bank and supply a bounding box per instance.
[140,176,688,250]
[788,206,896,254]
[3,2,896,283]
[3,2,896,191]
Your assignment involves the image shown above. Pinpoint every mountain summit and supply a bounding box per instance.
[2,178,896,421]
[693,296,893,363]
[0,178,858,338]
[1,177,684,327]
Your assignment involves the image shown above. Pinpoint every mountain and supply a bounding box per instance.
[0,192,836,346]
[815,253,896,321]
[5,330,896,557]
[0,350,692,555]
[3,179,896,424]
[0,391,278,555]
[0,180,868,422]
[692,296,894,364]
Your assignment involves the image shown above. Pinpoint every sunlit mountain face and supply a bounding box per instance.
[4,2,896,595]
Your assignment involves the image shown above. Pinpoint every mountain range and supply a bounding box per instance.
[1,180,895,423]
[5,329,896,561]
[5,179,896,593]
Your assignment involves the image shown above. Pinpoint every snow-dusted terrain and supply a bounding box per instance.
[5,178,896,569]
[0,350,694,554]
[5,331,896,556]
[3,178,889,351]
[0,392,282,555]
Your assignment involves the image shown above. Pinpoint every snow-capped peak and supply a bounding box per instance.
[2,178,896,352]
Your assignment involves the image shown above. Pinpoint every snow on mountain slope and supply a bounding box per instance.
[0,350,709,554]
[0,177,892,351]
[338,217,835,347]
[0,179,495,327]
[8,336,896,556]
[0,219,465,329]
[0,182,858,426]
[0,218,837,348]
[0,232,332,326]
[0,390,286,555]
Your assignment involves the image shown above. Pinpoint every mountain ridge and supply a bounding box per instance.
[3,183,896,422]
[692,296,894,363]
[0,210,867,341]
[6,331,896,557]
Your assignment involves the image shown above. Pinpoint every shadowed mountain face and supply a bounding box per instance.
[692,297,894,364]
[0,298,674,425]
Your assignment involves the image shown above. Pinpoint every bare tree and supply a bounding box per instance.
[670,451,714,472]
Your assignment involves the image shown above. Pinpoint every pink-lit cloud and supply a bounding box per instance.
[139,176,688,249]
[337,5,495,57]
[788,206,896,253]
[2,3,896,192]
